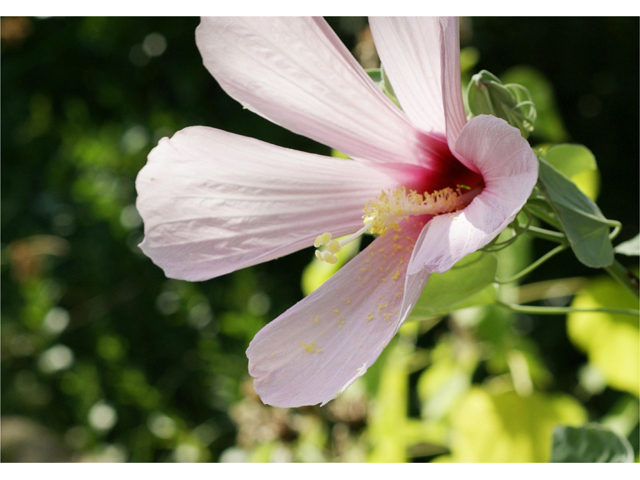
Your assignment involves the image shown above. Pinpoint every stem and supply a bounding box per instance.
[515,277,588,304]
[496,300,639,317]
[523,225,567,243]
[604,259,640,298]
[525,204,562,230]
[495,244,569,284]
[609,222,622,241]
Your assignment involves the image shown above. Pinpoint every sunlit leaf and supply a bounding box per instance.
[544,144,600,200]
[417,338,477,421]
[615,234,640,257]
[367,337,412,463]
[567,276,639,396]
[249,441,277,462]
[367,332,446,462]
[550,424,633,463]
[459,47,480,75]
[330,148,351,160]
[448,386,587,462]
[537,158,615,268]
[501,66,569,143]
[409,252,497,319]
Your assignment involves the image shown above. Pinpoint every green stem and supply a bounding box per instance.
[608,222,622,241]
[496,300,639,316]
[515,277,588,304]
[604,259,640,298]
[495,244,569,284]
[525,204,562,230]
[523,225,567,243]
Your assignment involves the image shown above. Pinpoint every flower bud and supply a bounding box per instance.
[466,70,537,138]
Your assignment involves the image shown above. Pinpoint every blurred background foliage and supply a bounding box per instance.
[1,17,638,462]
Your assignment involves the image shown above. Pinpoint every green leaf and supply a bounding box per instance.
[501,66,569,143]
[545,144,600,200]
[365,68,382,85]
[615,234,640,256]
[409,252,497,318]
[550,424,634,463]
[567,276,639,396]
[537,157,615,268]
[370,66,400,107]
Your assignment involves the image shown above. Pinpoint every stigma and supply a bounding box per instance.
[314,186,463,263]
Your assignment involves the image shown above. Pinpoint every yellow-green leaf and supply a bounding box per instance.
[567,276,639,396]
[448,386,587,462]
[545,144,600,200]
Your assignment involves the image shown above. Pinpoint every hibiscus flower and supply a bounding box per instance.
[136,17,538,407]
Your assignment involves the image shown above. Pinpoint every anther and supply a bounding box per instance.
[321,251,337,264]
[326,240,341,254]
[363,186,463,236]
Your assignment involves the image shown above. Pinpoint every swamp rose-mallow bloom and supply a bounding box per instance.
[136,17,538,407]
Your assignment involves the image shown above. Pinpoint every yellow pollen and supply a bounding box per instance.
[363,186,462,236]
[300,342,318,353]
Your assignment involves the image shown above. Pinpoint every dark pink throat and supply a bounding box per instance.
[377,131,485,200]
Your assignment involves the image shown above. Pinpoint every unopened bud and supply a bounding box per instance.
[466,70,537,138]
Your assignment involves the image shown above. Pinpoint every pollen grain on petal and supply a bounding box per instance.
[300,341,320,353]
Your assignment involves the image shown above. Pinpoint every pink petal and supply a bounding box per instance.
[369,17,446,135]
[136,126,396,281]
[439,17,474,172]
[196,17,424,165]
[247,220,429,407]
[408,115,538,275]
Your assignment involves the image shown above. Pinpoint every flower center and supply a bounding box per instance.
[314,186,464,263]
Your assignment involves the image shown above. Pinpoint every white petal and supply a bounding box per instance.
[439,17,471,167]
[196,17,425,165]
[369,17,446,135]
[247,219,429,407]
[136,126,396,281]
